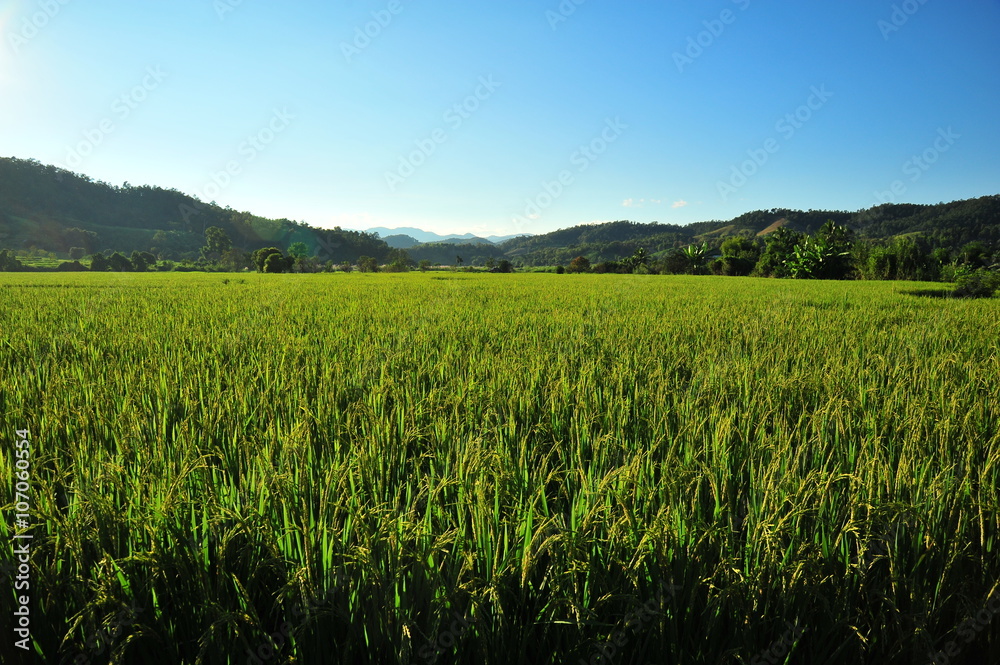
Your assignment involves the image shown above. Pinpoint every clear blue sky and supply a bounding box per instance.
[2,0,998,237]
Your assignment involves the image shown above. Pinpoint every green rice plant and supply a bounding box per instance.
[0,272,997,663]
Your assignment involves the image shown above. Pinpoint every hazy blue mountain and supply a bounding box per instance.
[366,227,530,245]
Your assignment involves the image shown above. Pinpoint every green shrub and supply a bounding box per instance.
[952,267,999,298]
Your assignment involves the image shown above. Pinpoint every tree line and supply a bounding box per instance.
[558,221,999,297]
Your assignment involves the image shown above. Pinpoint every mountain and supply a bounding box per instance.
[1,156,997,268]
[365,227,529,245]
[498,199,1000,266]
[383,234,421,249]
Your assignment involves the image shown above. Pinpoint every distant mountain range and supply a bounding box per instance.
[365,227,529,246]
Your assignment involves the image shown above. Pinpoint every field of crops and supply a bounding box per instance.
[1,272,998,664]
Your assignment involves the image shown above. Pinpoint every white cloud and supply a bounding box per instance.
[622,198,634,207]
[671,200,689,209]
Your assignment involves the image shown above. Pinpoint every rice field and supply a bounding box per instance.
[1,272,998,664]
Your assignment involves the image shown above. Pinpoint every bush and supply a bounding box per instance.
[952,268,999,298]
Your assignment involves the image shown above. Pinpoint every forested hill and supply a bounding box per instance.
[0,157,389,262]
[1,156,997,267]
[499,198,1000,266]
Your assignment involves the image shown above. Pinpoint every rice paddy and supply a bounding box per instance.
[1,272,998,664]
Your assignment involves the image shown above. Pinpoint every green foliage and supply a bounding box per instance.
[566,256,591,273]
[88,252,109,272]
[952,267,999,298]
[0,249,24,271]
[357,255,379,273]
[720,235,760,261]
[252,247,285,273]
[107,252,134,272]
[777,222,854,280]
[680,242,709,274]
[263,252,290,274]
[287,241,309,259]
[384,248,413,272]
[202,226,233,260]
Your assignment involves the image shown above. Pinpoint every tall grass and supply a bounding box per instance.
[1,272,998,664]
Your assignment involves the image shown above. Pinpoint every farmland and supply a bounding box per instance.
[1,272,999,664]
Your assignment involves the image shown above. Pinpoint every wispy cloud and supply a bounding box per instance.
[671,200,689,208]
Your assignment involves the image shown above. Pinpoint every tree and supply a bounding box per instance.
[385,248,413,271]
[455,255,464,268]
[220,248,249,271]
[202,226,232,260]
[623,247,650,272]
[263,253,289,273]
[130,251,156,272]
[419,259,432,272]
[107,252,134,272]
[69,247,86,260]
[252,247,284,272]
[89,253,109,272]
[754,228,804,277]
[357,256,379,273]
[63,228,98,254]
[288,241,309,259]
[783,223,854,280]
[567,256,591,273]
[495,259,514,273]
[812,221,855,279]
[0,250,24,272]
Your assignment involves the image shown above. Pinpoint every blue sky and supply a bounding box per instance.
[2,0,998,237]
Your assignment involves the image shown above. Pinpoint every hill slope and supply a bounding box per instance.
[499,199,1000,266]
[1,156,997,267]
[0,157,390,262]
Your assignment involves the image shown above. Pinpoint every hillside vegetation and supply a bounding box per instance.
[1,156,998,277]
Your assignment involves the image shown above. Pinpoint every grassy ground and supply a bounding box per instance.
[0,272,998,664]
